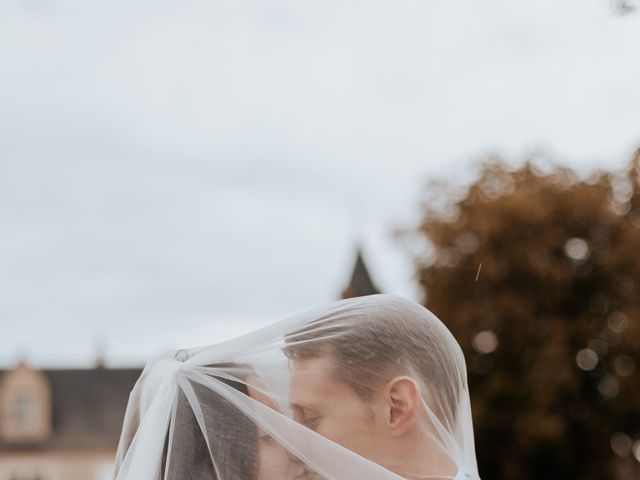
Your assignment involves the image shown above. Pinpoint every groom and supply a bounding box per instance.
[284,295,465,479]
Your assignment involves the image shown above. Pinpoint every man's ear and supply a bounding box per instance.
[383,376,420,436]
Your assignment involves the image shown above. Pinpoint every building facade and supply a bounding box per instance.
[0,364,140,480]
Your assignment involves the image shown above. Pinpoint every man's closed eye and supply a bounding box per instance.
[301,415,320,429]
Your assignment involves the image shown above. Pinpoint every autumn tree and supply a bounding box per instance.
[409,151,640,479]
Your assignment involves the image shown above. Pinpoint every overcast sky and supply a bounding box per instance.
[1,0,639,367]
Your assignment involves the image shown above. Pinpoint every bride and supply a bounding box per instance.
[113,294,480,480]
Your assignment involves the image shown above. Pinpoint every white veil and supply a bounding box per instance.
[113,294,480,480]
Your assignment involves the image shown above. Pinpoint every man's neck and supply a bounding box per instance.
[385,435,457,480]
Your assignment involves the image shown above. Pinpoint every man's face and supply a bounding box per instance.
[289,353,389,464]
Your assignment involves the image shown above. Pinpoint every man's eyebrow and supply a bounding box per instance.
[289,401,315,411]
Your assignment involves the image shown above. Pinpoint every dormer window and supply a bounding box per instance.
[12,391,36,429]
[0,363,51,443]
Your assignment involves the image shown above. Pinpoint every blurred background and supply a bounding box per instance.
[1,0,639,479]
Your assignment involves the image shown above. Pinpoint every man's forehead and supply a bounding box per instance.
[289,355,336,405]
[290,352,334,374]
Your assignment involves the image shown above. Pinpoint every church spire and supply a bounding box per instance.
[341,246,380,299]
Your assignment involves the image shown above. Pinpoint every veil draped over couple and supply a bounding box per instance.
[113,294,480,480]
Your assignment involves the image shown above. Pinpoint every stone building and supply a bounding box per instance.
[0,364,140,480]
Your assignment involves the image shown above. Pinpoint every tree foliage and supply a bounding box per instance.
[412,151,640,479]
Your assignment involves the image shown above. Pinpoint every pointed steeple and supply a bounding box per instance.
[341,247,380,299]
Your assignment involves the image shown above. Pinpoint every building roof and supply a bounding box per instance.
[0,367,141,451]
[341,247,380,299]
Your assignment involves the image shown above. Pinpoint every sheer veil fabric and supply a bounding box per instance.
[113,294,480,480]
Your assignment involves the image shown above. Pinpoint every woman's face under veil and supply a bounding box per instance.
[247,378,305,480]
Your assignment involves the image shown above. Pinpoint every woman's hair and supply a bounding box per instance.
[161,363,259,480]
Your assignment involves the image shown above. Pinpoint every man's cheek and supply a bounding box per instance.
[316,420,343,443]
[310,419,327,437]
